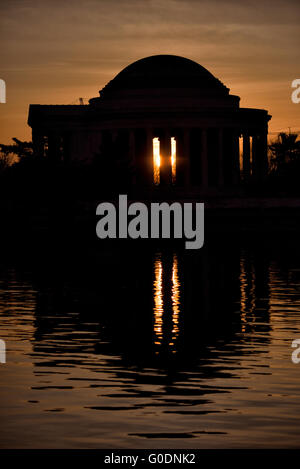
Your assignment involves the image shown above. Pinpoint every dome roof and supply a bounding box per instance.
[99,55,228,97]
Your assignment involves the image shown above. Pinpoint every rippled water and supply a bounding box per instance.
[0,239,300,448]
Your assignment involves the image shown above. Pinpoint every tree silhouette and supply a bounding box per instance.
[267,132,300,194]
[0,138,33,163]
[269,132,300,173]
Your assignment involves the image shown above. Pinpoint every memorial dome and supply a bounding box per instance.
[98,55,228,97]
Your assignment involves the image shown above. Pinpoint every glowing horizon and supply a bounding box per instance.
[0,0,300,144]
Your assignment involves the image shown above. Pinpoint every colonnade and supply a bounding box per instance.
[32,126,269,188]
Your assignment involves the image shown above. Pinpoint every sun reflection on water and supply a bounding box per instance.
[153,253,181,353]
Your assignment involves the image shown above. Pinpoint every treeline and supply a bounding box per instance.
[0,132,300,200]
[267,132,300,193]
[0,138,134,201]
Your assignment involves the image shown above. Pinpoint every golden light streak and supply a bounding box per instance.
[240,255,248,331]
[250,136,253,175]
[239,136,243,173]
[153,255,163,346]
[171,136,176,184]
[239,254,256,332]
[153,137,160,185]
[153,254,181,353]
[171,253,180,351]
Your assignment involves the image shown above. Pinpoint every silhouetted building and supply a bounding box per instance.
[28,55,271,192]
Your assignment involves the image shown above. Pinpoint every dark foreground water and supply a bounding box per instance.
[0,236,300,448]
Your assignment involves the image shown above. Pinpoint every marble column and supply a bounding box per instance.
[183,128,191,188]
[61,132,71,163]
[160,130,172,186]
[32,130,44,158]
[242,133,251,181]
[146,127,154,185]
[232,132,240,185]
[129,129,136,184]
[217,128,224,187]
[48,132,61,161]
[90,130,102,156]
[252,135,258,180]
[200,129,208,189]
[111,129,118,143]
[129,130,136,164]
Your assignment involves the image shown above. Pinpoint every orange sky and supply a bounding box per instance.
[0,0,300,144]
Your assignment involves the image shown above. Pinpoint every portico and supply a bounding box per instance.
[28,55,271,193]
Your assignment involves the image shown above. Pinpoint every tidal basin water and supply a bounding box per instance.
[0,237,300,448]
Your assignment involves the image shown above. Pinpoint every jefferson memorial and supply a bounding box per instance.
[28,55,271,192]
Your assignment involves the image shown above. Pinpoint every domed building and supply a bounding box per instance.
[28,55,271,192]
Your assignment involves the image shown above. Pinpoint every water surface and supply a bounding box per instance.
[0,239,300,448]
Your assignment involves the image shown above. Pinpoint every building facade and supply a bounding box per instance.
[28,55,271,192]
